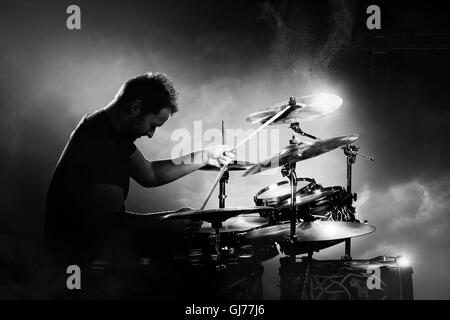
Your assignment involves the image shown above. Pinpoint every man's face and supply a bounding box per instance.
[130,107,171,140]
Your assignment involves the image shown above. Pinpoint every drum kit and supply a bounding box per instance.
[143,94,376,297]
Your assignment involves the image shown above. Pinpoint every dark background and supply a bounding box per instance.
[0,0,449,299]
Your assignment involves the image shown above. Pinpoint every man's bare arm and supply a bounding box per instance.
[129,146,234,188]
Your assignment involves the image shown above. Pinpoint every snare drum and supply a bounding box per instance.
[254,178,320,207]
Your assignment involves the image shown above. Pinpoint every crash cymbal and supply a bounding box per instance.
[162,206,278,223]
[244,135,359,176]
[197,216,269,234]
[244,221,375,242]
[200,160,255,171]
[246,94,343,125]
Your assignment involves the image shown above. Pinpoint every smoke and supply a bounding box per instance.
[260,0,356,93]
[351,179,450,299]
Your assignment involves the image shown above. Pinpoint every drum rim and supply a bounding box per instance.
[254,177,317,201]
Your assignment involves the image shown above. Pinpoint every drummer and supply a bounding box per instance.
[44,73,235,292]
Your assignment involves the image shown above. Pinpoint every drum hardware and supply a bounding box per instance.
[280,162,299,244]
[212,220,224,256]
[290,122,320,141]
[219,120,228,209]
[219,171,229,208]
[343,145,375,204]
[342,145,374,260]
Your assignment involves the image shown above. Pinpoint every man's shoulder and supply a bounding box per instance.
[80,109,109,132]
[72,109,112,142]
[58,109,112,161]
[74,109,136,156]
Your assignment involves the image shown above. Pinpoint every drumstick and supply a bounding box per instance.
[199,105,292,210]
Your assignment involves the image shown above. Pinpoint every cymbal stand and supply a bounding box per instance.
[290,122,320,141]
[343,145,375,204]
[209,219,234,263]
[219,121,229,209]
[342,145,375,260]
[281,162,298,244]
[211,221,223,257]
[218,172,229,208]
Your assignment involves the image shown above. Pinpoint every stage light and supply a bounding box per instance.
[310,93,343,111]
[397,255,411,268]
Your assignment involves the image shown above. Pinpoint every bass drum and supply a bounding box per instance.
[278,186,356,222]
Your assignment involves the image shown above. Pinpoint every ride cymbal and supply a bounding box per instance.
[246,94,342,125]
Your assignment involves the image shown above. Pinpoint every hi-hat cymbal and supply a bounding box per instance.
[197,215,269,234]
[200,160,255,171]
[244,135,359,176]
[246,94,343,125]
[244,221,375,242]
[162,206,278,223]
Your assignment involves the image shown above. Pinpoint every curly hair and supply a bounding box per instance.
[115,72,178,115]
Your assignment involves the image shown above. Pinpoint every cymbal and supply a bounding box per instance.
[244,221,375,242]
[200,160,255,171]
[162,206,278,223]
[246,94,343,125]
[244,135,359,176]
[197,216,269,234]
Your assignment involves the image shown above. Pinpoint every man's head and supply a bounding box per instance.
[113,72,178,140]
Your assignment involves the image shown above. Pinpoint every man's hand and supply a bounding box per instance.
[202,145,235,168]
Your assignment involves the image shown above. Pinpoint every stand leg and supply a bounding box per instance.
[289,169,298,241]
[347,157,352,196]
[218,171,229,208]
[345,239,352,260]
[219,121,228,208]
